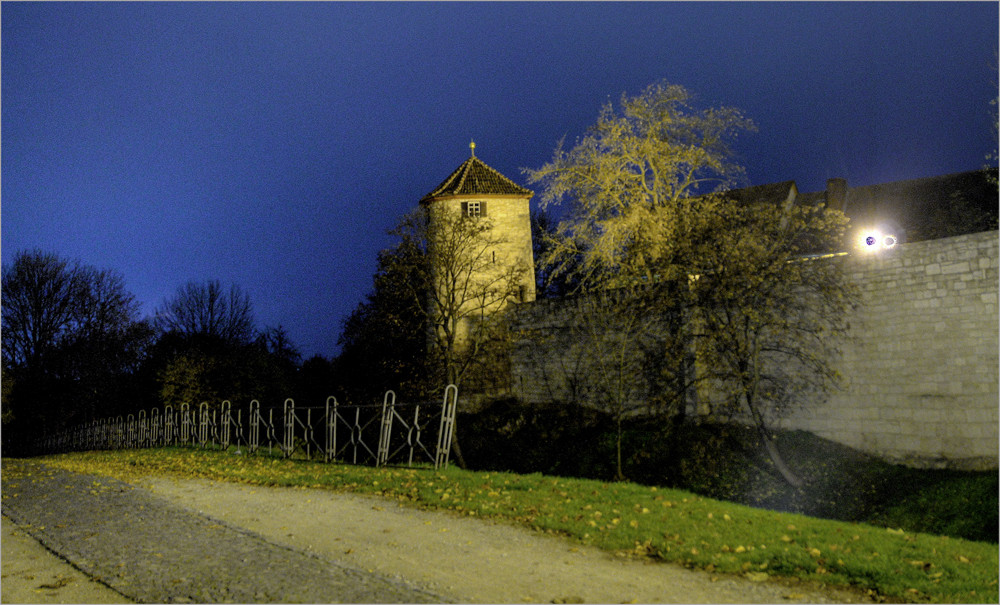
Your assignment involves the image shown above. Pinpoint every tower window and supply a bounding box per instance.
[461,201,487,217]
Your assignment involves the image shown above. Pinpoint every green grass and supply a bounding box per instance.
[460,404,999,543]
[19,447,1000,604]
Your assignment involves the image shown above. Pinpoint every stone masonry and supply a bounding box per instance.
[776,230,998,469]
[507,230,999,470]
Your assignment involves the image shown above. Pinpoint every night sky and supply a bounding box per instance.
[3,2,997,359]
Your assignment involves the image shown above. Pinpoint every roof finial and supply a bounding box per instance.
[470,140,476,157]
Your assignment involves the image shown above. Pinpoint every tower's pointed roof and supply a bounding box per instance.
[420,142,532,203]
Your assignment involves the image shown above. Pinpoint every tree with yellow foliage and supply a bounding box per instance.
[528,81,857,487]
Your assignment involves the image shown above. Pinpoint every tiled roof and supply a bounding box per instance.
[420,151,532,203]
[722,180,798,209]
[721,169,997,243]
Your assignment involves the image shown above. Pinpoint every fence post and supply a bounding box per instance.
[165,405,174,445]
[409,404,420,467]
[435,385,458,470]
[235,408,243,453]
[325,396,337,463]
[221,400,231,450]
[150,408,160,447]
[283,399,295,458]
[138,410,148,448]
[199,402,209,448]
[377,391,396,467]
[249,400,260,454]
[180,403,190,445]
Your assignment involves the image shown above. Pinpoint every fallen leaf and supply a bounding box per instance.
[37,578,71,590]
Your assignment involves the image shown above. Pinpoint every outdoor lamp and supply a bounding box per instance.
[859,228,898,253]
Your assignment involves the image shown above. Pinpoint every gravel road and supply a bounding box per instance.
[1,460,442,603]
[1,459,872,604]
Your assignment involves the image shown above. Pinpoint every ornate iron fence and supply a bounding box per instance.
[34,386,459,470]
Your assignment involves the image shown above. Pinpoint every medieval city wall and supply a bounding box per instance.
[507,230,999,469]
[776,230,998,469]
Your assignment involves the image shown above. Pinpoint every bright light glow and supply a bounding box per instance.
[859,229,898,252]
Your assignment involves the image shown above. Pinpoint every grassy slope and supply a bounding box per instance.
[20,448,999,604]
[460,403,999,544]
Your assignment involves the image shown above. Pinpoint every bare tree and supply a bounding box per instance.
[2,249,83,369]
[388,206,529,469]
[392,206,528,389]
[1,250,149,447]
[154,280,256,344]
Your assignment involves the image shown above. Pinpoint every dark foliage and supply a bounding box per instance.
[530,209,580,299]
[2,250,316,454]
[334,238,431,404]
[2,250,152,454]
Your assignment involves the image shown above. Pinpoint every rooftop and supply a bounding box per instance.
[420,142,532,203]
[726,169,998,243]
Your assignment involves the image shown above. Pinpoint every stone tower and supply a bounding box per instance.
[419,141,536,307]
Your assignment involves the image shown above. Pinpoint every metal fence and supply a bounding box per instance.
[35,385,459,470]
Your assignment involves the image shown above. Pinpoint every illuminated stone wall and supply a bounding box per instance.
[507,230,999,469]
[775,230,998,469]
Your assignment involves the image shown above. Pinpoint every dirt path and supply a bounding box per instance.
[135,476,870,604]
[1,514,130,604]
[2,461,438,603]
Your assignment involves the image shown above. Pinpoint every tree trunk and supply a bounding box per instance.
[449,416,467,469]
[757,424,804,488]
[746,345,803,488]
[615,416,625,481]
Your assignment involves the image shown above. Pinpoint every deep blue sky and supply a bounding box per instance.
[3,2,997,359]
